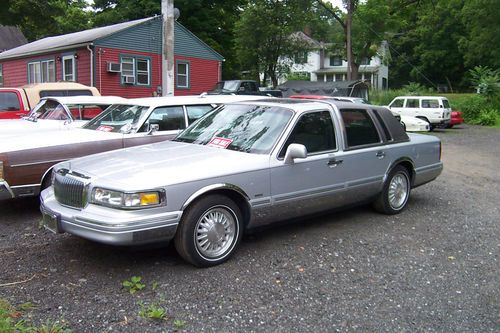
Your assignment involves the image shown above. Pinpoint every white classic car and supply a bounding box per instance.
[0,94,268,199]
[0,95,127,137]
[40,99,443,267]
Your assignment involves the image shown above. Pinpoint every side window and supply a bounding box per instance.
[0,92,21,111]
[422,99,439,108]
[185,104,215,124]
[442,99,450,108]
[406,99,419,108]
[390,98,404,108]
[279,111,336,158]
[143,106,185,132]
[340,109,380,147]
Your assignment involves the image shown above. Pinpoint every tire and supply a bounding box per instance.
[373,165,411,215]
[174,194,243,267]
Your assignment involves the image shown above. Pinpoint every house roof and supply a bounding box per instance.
[0,25,28,52]
[314,66,380,74]
[0,17,153,60]
[289,31,323,49]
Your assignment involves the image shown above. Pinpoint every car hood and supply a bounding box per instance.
[61,141,270,190]
[0,128,122,153]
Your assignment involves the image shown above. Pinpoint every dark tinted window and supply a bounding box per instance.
[143,106,185,131]
[39,89,93,97]
[340,109,380,147]
[372,109,392,141]
[390,98,404,108]
[279,111,336,157]
[0,92,21,111]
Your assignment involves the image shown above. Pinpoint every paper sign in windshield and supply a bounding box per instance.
[207,137,233,149]
[96,125,114,132]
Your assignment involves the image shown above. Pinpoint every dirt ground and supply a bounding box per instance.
[0,124,498,332]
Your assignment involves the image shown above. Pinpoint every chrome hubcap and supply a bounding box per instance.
[388,172,409,210]
[195,206,236,259]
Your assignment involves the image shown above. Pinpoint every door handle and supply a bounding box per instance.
[376,151,386,159]
[327,158,343,168]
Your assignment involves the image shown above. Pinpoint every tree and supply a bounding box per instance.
[0,0,91,41]
[234,0,312,87]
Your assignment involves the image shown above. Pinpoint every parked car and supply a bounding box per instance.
[398,115,430,132]
[0,82,101,119]
[0,96,127,137]
[40,99,443,267]
[209,80,283,97]
[387,96,451,130]
[0,94,268,200]
[448,110,464,128]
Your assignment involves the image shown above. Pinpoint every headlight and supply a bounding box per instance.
[91,187,163,209]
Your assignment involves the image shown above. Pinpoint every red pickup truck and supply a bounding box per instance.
[0,82,100,119]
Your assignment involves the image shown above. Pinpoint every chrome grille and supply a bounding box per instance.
[54,172,87,209]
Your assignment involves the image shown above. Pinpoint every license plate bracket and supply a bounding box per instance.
[41,210,61,234]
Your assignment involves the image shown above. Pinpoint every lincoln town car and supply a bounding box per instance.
[40,99,443,267]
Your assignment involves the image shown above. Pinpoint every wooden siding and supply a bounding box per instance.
[95,17,162,55]
[174,22,224,61]
[0,47,92,88]
[174,56,220,96]
[94,47,161,98]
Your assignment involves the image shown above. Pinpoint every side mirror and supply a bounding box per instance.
[284,143,307,164]
[148,119,160,135]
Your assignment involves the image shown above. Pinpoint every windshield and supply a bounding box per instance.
[83,104,150,132]
[174,104,293,154]
[213,81,240,92]
[29,99,69,120]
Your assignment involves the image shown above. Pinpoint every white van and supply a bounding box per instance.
[388,96,451,129]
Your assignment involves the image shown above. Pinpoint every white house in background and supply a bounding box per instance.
[284,32,389,90]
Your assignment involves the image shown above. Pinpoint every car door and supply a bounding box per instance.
[0,90,26,119]
[123,105,187,148]
[404,97,420,117]
[269,109,349,222]
[336,107,392,199]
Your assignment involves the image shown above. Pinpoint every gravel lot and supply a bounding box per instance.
[0,124,498,332]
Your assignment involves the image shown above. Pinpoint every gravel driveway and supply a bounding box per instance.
[0,124,498,332]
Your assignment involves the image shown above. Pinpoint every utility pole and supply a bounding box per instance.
[161,0,174,96]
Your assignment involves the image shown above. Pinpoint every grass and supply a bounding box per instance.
[0,298,71,333]
[122,276,146,294]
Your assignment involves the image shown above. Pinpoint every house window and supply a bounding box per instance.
[62,55,75,81]
[28,62,42,83]
[41,60,55,82]
[120,56,150,85]
[294,51,308,64]
[330,55,342,66]
[136,59,150,85]
[176,61,189,89]
[0,64,3,86]
[360,57,370,65]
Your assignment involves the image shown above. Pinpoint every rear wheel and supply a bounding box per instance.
[373,165,411,215]
[175,194,243,267]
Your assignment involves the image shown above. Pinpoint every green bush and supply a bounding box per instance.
[471,109,498,126]
[452,94,500,125]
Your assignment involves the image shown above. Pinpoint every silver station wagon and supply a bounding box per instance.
[40,99,443,267]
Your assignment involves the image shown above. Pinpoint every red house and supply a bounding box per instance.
[0,17,224,97]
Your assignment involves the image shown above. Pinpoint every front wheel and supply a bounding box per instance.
[174,195,243,267]
[373,165,411,215]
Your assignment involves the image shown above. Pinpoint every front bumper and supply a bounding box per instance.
[0,180,14,200]
[40,187,181,246]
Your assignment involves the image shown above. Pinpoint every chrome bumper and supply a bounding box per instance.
[0,180,14,200]
[40,188,181,246]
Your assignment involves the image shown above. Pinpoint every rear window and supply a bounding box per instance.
[39,89,93,98]
[340,109,380,147]
[0,92,21,111]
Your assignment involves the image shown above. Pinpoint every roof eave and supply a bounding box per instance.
[0,42,92,61]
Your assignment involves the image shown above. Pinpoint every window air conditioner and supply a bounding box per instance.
[107,62,121,73]
[123,75,135,84]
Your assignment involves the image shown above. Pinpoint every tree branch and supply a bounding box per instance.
[317,0,346,29]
